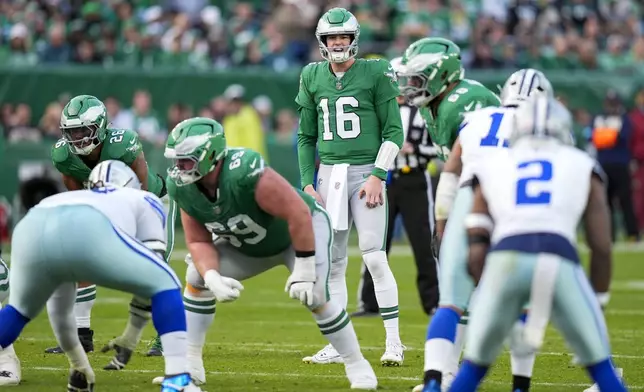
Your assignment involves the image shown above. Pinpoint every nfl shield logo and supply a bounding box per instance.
[336,81,342,90]
[335,182,340,190]
[214,206,221,214]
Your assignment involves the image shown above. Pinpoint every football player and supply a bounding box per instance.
[49,95,175,361]
[411,69,552,392]
[151,117,377,390]
[0,251,19,386]
[449,95,626,392]
[297,7,405,366]
[0,161,201,392]
[396,37,499,390]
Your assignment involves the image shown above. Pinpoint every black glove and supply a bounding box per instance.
[431,229,441,261]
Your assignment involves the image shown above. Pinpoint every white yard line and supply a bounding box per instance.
[28,366,642,389]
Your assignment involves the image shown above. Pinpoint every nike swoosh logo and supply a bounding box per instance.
[250,158,257,169]
[464,102,475,111]
[129,138,136,145]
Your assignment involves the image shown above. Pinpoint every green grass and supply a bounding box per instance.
[4,246,643,391]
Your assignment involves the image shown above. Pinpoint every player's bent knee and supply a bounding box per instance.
[358,232,383,255]
[185,263,207,290]
[362,250,388,279]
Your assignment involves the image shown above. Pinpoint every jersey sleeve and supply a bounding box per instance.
[372,59,400,105]
[295,64,316,110]
[51,139,73,175]
[136,192,167,254]
[104,129,142,165]
[232,149,267,195]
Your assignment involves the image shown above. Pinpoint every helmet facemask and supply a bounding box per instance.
[317,33,358,63]
[166,138,225,187]
[62,123,102,155]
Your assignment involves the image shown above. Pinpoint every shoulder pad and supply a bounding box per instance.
[104,129,141,160]
[51,139,71,164]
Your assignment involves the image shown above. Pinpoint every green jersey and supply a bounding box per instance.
[51,128,165,197]
[296,58,404,186]
[168,148,318,258]
[421,79,501,160]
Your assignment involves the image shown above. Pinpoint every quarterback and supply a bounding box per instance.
[49,95,175,361]
[450,95,626,392]
[153,117,377,390]
[297,7,405,366]
[397,37,500,390]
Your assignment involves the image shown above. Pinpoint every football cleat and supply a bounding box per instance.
[583,367,624,392]
[101,341,133,370]
[46,329,94,354]
[345,359,377,390]
[302,344,343,364]
[159,373,203,392]
[0,346,20,386]
[380,341,405,366]
[67,368,95,392]
[146,335,163,357]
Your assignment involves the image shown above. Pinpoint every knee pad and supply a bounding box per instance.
[357,231,383,255]
[363,251,388,280]
[185,263,207,291]
[330,256,348,277]
[0,258,8,304]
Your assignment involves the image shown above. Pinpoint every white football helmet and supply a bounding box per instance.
[88,160,141,190]
[315,8,360,63]
[510,95,574,147]
[501,68,553,107]
[390,56,403,73]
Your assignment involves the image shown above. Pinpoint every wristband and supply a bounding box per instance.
[295,250,315,258]
[596,292,610,307]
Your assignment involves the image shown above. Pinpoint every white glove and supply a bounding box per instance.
[204,270,244,303]
[285,255,317,307]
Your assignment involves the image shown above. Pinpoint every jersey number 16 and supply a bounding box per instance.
[319,97,361,141]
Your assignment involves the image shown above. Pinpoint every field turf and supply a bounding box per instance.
[3,239,643,391]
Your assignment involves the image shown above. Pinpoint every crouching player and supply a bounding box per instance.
[0,160,201,392]
[449,95,627,391]
[0,252,19,386]
[152,117,378,390]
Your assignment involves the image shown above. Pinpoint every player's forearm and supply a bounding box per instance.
[297,107,318,188]
[287,211,316,253]
[371,99,404,180]
[188,241,221,277]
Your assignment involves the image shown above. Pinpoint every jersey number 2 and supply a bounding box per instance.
[479,112,509,147]
[206,214,267,248]
[320,97,361,141]
[516,160,552,205]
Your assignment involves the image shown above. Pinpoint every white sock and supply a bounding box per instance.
[161,331,188,375]
[183,289,216,361]
[364,251,400,343]
[74,285,96,329]
[511,351,536,378]
[328,257,348,309]
[448,322,467,374]
[120,297,151,349]
[424,338,453,372]
[314,300,363,364]
[66,343,91,371]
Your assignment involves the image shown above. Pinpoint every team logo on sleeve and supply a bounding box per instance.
[384,65,397,83]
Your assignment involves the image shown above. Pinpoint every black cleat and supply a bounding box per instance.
[46,328,94,354]
[67,369,94,392]
[101,343,133,370]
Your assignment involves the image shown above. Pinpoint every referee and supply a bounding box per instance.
[353,57,439,317]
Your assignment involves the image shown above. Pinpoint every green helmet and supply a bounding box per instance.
[399,37,464,107]
[60,95,109,155]
[165,117,227,186]
[316,8,360,63]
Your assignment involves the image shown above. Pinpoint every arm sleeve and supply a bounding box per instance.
[297,106,318,188]
[372,98,404,179]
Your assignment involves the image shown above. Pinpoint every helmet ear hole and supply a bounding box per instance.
[440,70,448,81]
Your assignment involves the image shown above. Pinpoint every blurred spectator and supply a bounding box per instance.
[39,102,63,141]
[252,95,274,132]
[40,23,71,64]
[112,90,164,145]
[209,97,228,123]
[269,109,298,147]
[591,90,639,241]
[167,103,194,132]
[1,23,38,67]
[104,97,123,124]
[5,104,41,143]
[221,84,266,158]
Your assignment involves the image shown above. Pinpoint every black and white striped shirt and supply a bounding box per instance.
[393,103,437,173]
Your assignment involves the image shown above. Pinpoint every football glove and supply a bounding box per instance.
[285,255,317,307]
[203,270,244,303]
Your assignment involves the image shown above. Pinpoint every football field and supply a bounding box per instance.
[4,241,643,391]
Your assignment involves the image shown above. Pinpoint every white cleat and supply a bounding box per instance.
[302,344,344,364]
[412,384,423,392]
[583,368,623,392]
[442,372,455,392]
[0,346,21,386]
[380,341,405,366]
[345,359,378,390]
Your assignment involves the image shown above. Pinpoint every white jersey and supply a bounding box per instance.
[36,186,166,250]
[474,142,600,259]
[458,106,516,185]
